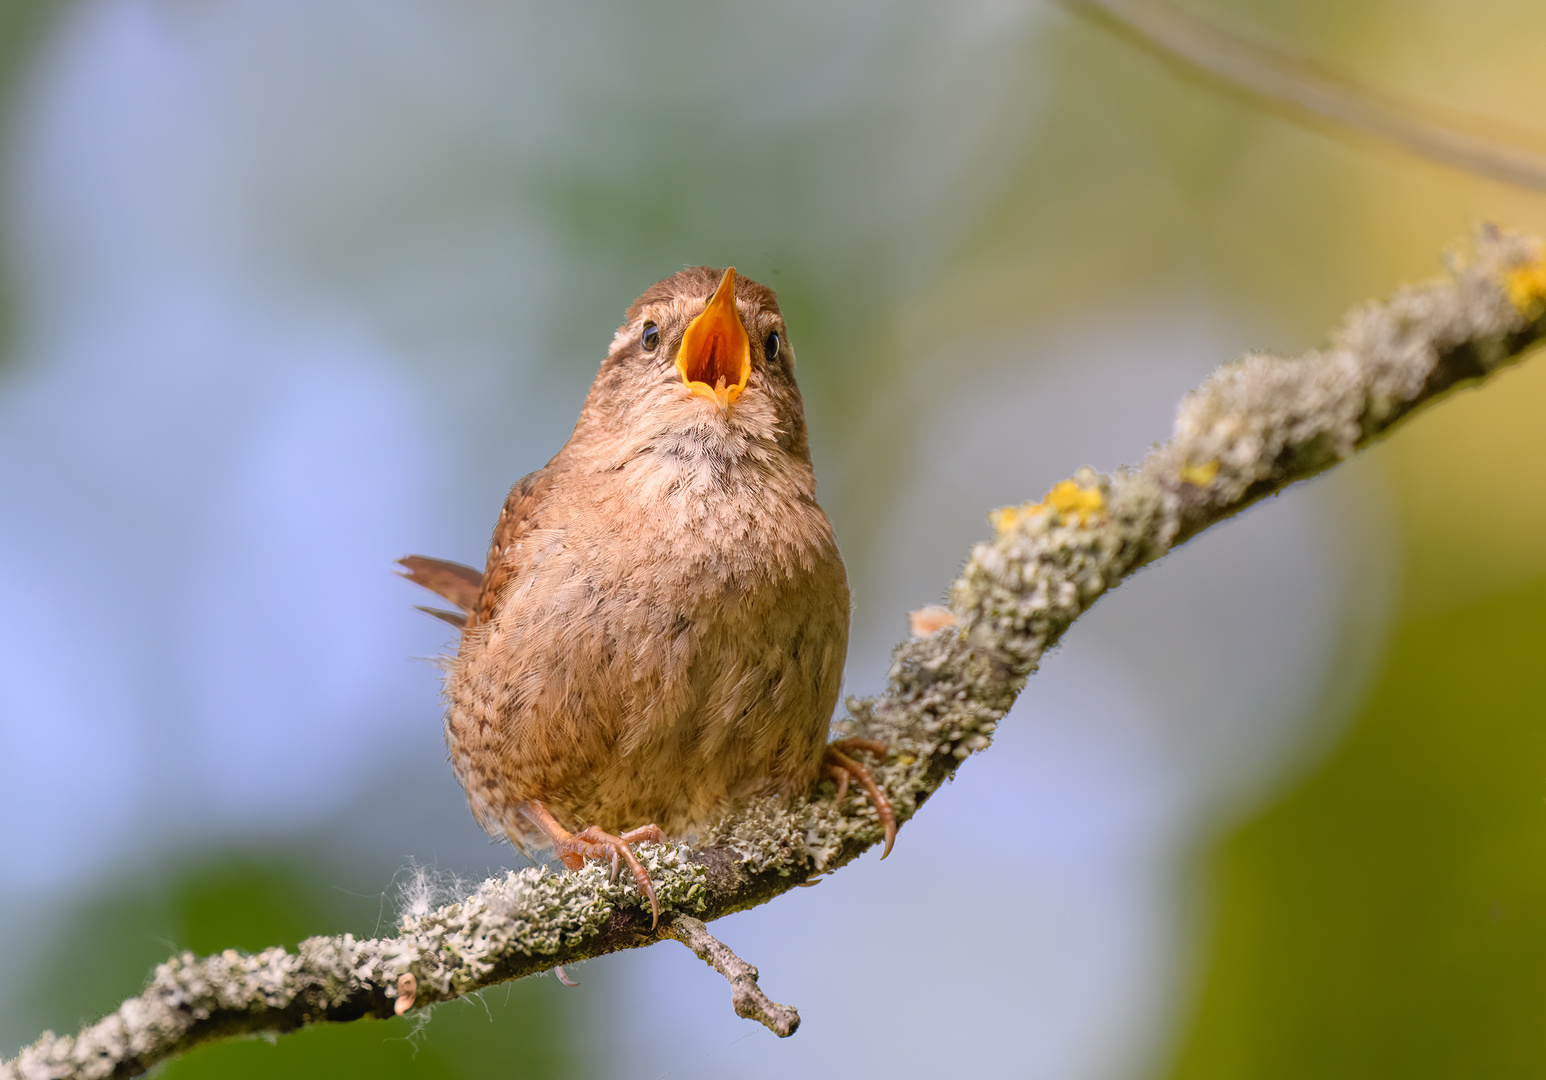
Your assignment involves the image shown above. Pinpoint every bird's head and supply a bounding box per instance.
[576,266,811,463]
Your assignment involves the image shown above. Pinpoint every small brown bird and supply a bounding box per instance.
[402,267,894,925]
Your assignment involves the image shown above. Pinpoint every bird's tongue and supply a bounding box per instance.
[676,268,750,412]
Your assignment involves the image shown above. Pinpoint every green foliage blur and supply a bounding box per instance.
[1167,572,1546,1079]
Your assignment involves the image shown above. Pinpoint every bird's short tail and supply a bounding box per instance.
[398,555,483,630]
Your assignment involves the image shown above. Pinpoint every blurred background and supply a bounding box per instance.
[2,1,1545,1077]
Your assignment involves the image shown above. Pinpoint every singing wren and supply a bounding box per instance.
[402,267,894,925]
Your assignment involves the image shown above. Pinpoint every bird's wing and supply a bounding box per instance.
[398,555,483,629]
[473,468,554,630]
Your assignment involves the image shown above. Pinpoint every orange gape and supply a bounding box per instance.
[676,267,751,411]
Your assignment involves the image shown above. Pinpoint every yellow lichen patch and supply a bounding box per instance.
[988,504,1024,534]
[1505,257,1546,316]
[1179,459,1220,486]
[991,479,1106,534]
[1040,479,1106,526]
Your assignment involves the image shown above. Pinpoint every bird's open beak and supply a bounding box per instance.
[676,267,750,413]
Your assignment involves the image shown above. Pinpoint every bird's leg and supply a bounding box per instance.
[521,801,666,928]
[822,739,898,859]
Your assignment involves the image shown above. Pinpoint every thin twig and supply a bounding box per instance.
[661,916,800,1038]
[1058,0,1546,191]
[6,229,1546,1080]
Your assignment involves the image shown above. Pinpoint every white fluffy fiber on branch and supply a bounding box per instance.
[8,228,1546,1080]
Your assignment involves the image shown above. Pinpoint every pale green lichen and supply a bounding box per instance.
[702,797,811,874]
[1152,228,1535,517]
[398,843,709,996]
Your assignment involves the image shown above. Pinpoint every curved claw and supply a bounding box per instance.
[588,825,662,928]
[823,740,899,858]
[554,964,579,987]
[521,803,668,928]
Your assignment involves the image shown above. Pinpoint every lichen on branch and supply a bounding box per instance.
[7,228,1546,1080]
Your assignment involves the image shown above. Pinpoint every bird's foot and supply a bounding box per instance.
[522,802,666,927]
[822,738,898,858]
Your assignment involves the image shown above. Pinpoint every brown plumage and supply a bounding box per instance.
[402,267,893,924]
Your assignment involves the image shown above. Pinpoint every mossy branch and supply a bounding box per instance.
[8,228,1546,1080]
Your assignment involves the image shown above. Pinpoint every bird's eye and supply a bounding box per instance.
[764,331,780,363]
[641,321,660,351]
